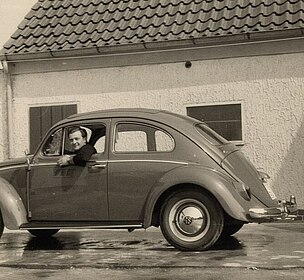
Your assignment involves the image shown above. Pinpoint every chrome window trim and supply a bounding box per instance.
[108,159,188,166]
[29,160,187,167]
[113,121,176,154]
[0,164,28,171]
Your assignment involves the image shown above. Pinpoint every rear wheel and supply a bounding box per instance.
[160,190,224,251]
[28,229,59,238]
[220,216,244,237]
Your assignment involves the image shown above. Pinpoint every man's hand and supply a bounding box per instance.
[57,155,71,166]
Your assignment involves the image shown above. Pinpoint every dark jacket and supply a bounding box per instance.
[73,144,97,166]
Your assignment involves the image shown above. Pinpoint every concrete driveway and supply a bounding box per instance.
[0,222,303,279]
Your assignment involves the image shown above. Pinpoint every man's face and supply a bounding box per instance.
[69,131,86,151]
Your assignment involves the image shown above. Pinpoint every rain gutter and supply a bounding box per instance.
[0,29,303,75]
[1,28,303,63]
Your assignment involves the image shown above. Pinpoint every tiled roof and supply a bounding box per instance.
[2,0,304,55]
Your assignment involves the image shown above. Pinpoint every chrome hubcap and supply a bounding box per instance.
[169,199,210,242]
[177,206,204,235]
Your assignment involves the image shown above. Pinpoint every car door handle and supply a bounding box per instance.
[89,164,106,169]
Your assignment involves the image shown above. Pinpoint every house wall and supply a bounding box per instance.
[8,52,304,207]
[0,70,7,161]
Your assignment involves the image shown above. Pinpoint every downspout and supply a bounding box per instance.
[2,60,14,159]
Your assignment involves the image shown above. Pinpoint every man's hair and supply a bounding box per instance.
[68,126,87,138]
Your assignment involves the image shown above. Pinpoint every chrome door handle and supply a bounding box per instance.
[89,164,106,169]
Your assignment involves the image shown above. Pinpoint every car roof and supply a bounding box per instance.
[55,108,201,129]
[67,108,161,120]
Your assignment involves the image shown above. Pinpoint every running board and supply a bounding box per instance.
[20,221,143,230]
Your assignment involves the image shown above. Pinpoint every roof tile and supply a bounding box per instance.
[2,0,304,55]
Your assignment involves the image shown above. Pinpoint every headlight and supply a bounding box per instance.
[232,181,251,201]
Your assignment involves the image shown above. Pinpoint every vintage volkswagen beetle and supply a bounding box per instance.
[0,108,296,250]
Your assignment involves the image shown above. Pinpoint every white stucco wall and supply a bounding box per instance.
[8,52,304,207]
[0,70,7,161]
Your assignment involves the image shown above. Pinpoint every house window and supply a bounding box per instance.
[186,103,243,143]
[29,104,77,153]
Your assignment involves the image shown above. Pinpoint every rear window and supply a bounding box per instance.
[196,124,229,145]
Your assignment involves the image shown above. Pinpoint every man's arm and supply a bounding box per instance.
[57,154,73,166]
[57,145,96,167]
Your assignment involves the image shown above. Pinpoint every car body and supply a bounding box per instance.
[0,108,297,250]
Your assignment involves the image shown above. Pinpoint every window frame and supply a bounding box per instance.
[38,121,108,159]
[62,123,108,155]
[186,101,244,145]
[112,121,175,154]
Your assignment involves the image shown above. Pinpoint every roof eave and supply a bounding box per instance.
[1,28,303,62]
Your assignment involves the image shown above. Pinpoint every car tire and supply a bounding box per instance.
[160,190,224,251]
[0,211,4,239]
[220,216,244,237]
[28,229,60,238]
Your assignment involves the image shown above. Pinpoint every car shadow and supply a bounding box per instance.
[211,235,244,250]
[24,233,83,251]
[23,233,243,252]
[146,236,244,252]
[25,236,66,250]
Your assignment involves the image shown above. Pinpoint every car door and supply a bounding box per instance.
[29,121,109,221]
[108,118,180,222]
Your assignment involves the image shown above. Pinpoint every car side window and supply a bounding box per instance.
[115,128,148,152]
[63,124,106,154]
[43,128,63,156]
[43,124,107,157]
[155,130,175,151]
[94,136,105,153]
[114,123,174,153]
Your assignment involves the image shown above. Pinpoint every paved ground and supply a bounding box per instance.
[0,222,303,279]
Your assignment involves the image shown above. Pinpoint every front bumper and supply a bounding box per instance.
[249,195,297,220]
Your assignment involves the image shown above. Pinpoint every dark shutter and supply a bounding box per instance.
[29,104,77,153]
[187,104,242,142]
[29,107,42,154]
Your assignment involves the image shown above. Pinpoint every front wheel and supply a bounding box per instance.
[160,190,224,251]
[28,229,60,238]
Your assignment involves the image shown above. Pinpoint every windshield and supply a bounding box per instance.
[196,124,229,145]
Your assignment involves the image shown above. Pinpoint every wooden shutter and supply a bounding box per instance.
[29,104,77,153]
[187,103,242,142]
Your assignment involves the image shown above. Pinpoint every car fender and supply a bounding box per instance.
[0,177,27,229]
[143,165,248,228]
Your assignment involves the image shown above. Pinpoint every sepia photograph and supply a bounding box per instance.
[0,0,304,279]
